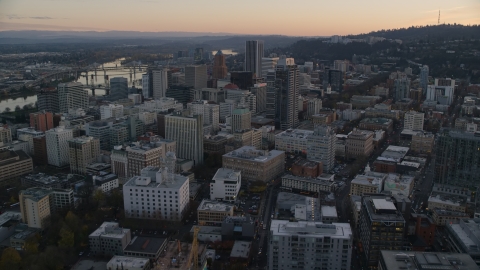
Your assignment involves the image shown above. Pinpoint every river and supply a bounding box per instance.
[1,51,237,113]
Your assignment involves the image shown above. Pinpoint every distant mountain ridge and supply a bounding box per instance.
[349,24,480,41]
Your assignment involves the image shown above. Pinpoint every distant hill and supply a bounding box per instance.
[349,24,480,41]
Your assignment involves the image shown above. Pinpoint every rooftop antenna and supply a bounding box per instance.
[438,10,440,25]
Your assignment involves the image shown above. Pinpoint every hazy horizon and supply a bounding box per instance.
[0,0,479,36]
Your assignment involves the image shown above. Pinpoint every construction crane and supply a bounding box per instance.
[187,226,200,270]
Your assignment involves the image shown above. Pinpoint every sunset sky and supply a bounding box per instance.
[0,0,479,36]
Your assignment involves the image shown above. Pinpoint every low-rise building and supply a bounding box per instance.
[321,205,338,224]
[0,146,33,186]
[431,208,469,226]
[192,226,223,242]
[230,241,251,266]
[106,256,150,270]
[291,159,323,178]
[123,236,168,261]
[446,218,480,264]
[210,168,241,202]
[359,118,393,133]
[383,173,414,197]
[89,222,131,256]
[428,193,467,213]
[346,129,374,158]
[222,146,285,183]
[411,131,435,154]
[221,216,255,241]
[350,170,387,196]
[276,192,321,221]
[378,250,479,270]
[197,199,234,226]
[93,173,119,193]
[281,173,335,193]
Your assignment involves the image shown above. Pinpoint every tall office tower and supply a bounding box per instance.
[45,126,73,167]
[37,88,59,112]
[212,50,228,79]
[187,100,220,132]
[268,220,353,270]
[420,65,429,93]
[58,82,88,113]
[111,146,128,184]
[33,136,48,166]
[0,125,12,144]
[185,65,207,89]
[165,113,204,166]
[85,120,114,151]
[265,70,277,119]
[194,48,204,61]
[126,143,162,177]
[250,83,267,113]
[230,71,255,90]
[261,57,279,78]
[127,115,146,141]
[404,111,424,130]
[109,125,128,151]
[394,77,410,101]
[100,104,124,120]
[231,108,251,133]
[29,111,54,132]
[245,40,264,78]
[323,69,343,93]
[307,125,336,172]
[273,59,299,130]
[146,68,168,100]
[141,73,149,98]
[434,129,480,188]
[334,60,349,73]
[68,136,100,175]
[109,77,128,101]
[359,194,406,268]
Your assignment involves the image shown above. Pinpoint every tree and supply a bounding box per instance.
[58,226,75,248]
[4,107,10,113]
[65,211,80,233]
[24,235,39,254]
[93,189,106,205]
[0,247,21,270]
[14,105,20,112]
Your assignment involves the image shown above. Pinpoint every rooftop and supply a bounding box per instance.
[0,211,22,227]
[351,171,387,187]
[363,195,405,222]
[223,146,284,163]
[321,206,338,218]
[230,241,251,259]
[378,145,409,163]
[276,129,313,139]
[86,163,111,171]
[270,220,352,239]
[198,199,233,212]
[20,187,52,202]
[360,117,393,125]
[282,174,335,186]
[89,222,130,239]
[293,159,320,168]
[428,193,467,207]
[213,168,241,181]
[380,250,479,270]
[107,256,149,269]
[190,225,222,235]
[124,236,167,254]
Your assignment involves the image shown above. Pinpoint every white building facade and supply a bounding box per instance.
[46,127,73,167]
[210,168,241,202]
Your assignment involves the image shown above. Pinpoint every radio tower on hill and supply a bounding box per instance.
[438,10,440,25]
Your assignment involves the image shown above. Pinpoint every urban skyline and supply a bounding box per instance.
[0,1,479,35]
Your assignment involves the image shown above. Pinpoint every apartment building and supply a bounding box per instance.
[404,111,424,131]
[350,171,387,196]
[268,220,352,270]
[68,136,100,175]
[0,146,33,186]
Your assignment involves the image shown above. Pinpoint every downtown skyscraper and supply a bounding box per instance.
[268,58,299,130]
[245,40,264,78]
